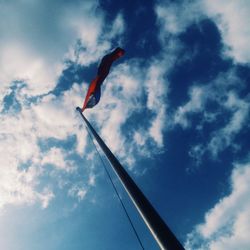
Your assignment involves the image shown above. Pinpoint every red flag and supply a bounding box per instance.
[81,47,125,112]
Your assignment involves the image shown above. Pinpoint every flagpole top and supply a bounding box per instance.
[76,107,82,113]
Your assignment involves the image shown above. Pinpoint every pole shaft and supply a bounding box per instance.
[76,107,185,250]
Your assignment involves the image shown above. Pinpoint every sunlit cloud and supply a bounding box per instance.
[156,0,250,64]
[202,0,250,64]
[172,69,249,163]
[185,160,250,250]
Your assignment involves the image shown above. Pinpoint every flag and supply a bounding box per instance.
[81,47,125,112]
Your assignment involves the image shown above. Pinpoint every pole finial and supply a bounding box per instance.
[76,106,82,113]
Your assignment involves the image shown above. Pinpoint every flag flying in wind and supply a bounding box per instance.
[81,47,125,112]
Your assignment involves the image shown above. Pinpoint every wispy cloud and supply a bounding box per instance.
[185,160,250,250]
[208,91,249,158]
[171,69,249,164]
[68,183,88,202]
[202,0,250,64]
[174,86,206,128]
[156,0,250,65]
[0,83,82,209]
[41,147,75,172]
[155,0,202,36]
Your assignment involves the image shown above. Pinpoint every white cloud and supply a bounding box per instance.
[202,0,250,64]
[188,144,206,169]
[208,91,249,158]
[172,69,249,162]
[88,173,96,187]
[0,161,53,210]
[27,83,90,156]
[108,13,126,42]
[0,82,87,210]
[145,61,167,111]
[68,184,87,201]
[144,51,180,148]
[149,107,166,147]
[156,0,250,64]
[41,147,75,172]
[39,188,55,209]
[133,131,146,147]
[0,42,62,96]
[66,12,125,66]
[174,86,206,128]
[185,161,250,250]
[155,0,202,36]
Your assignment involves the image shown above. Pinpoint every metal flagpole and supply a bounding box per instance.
[76,107,185,250]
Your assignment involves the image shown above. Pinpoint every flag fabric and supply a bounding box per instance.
[81,47,125,112]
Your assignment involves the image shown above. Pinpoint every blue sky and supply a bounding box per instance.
[0,0,250,249]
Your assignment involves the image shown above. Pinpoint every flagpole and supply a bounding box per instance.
[76,107,185,250]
